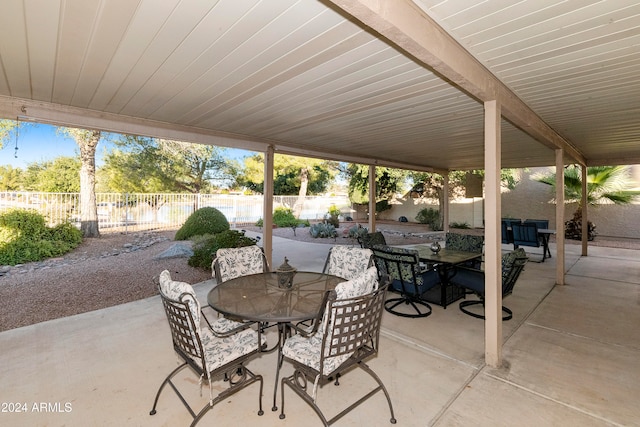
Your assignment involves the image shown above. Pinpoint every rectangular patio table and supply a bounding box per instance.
[207,271,344,413]
[406,245,483,308]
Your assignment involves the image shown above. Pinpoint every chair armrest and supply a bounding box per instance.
[289,290,332,337]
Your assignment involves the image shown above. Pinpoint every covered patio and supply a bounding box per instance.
[1,0,639,416]
[1,236,638,426]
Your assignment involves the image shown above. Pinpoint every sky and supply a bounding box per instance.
[0,122,254,169]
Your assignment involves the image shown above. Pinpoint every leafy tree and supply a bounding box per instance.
[535,165,640,239]
[239,153,336,196]
[0,165,23,190]
[347,164,406,213]
[21,157,80,192]
[60,128,102,238]
[0,120,19,150]
[102,136,234,194]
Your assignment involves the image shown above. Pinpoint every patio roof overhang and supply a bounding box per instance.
[1,0,640,171]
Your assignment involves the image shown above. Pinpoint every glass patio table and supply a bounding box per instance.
[207,271,344,411]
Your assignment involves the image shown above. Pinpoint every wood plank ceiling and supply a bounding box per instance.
[0,0,639,171]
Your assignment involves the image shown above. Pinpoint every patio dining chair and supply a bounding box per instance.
[279,273,396,426]
[208,245,269,335]
[512,222,547,262]
[322,245,374,280]
[450,249,528,320]
[358,231,387,249]
[445,232,484,268]
[150,270,265,426]
[371,245,440,318]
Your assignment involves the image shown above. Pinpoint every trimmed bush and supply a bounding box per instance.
[0,208,83,265]
[175,207,230,240]
[188,230,258,270]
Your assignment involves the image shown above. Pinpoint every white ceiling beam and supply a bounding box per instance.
[327,0,587,166]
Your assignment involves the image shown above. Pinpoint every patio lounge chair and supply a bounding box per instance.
[150,271,265,426]
[279,275,396,426]
[449,249,528,320]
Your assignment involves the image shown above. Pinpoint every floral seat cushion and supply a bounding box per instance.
[325,246,374,281]
[214,246,265,282]
[159,269,201,325]
[198,326,262,371]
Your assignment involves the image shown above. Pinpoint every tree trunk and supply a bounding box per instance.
[293,167,309,218]
[78,130,101,237]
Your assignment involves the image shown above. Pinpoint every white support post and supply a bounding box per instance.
[555,149,565,285]
[581,165,588,256]
[369,164,376,232]
[442,173,449,233]
[484,100,502,367]
[263,146,275,268]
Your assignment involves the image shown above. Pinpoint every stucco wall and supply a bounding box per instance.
[381,167,640,239]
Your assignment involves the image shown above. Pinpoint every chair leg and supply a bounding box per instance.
[279,364,397,426]
[151,362,263,426]
[459,300,513,321]
[149,362,196,418]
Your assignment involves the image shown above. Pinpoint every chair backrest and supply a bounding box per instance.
[501,220,513,244]
[318,282,388,376]
[501,248,528,296]
[512,223,540,248]
[212,245,268,282]
[445,233,484,253]
[371,245,426,295]
[323,246,374,280]
[359,231,387,249]
[524,219,549,230]
[157,272,206,372]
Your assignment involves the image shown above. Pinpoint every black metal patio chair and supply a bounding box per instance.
[150,272,265,426]
[371,245,440,318]
[279,278,396,426]
[450,248,528,320]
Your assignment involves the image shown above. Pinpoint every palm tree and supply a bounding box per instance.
[536,165,640,240]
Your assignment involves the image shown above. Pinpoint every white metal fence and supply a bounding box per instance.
[0,192,352,233]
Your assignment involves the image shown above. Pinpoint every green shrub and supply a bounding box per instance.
[309,222,337,239]
[0,208,47,239]
[188,230,258,270]
[415,208,442,231]
[175,207,230,240]
[325,205,340,228]
[450,221,471,229]
[48,222,83,246]
[0,208,83,265]
[273,207,299,228]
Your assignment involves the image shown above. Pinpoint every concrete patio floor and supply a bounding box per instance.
[1,236,638,426]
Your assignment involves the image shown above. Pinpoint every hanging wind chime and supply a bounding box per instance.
[14,117,19,158]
